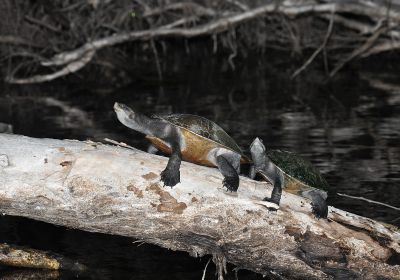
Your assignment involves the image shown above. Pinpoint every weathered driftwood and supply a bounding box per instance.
[0,134,399,279]
[0,243,86,271]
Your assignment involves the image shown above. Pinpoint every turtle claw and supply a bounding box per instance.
[262,197,280,206]
[262,197,279,212]
[222,176,239,192]
[160,168,180,187]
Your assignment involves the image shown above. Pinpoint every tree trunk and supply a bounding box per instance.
[0,134,399,279]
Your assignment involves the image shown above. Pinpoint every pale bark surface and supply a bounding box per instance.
[0,134,399,279]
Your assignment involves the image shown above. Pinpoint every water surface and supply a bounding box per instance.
[0,55,399,279]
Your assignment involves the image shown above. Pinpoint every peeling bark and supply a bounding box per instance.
[0,134,399,279]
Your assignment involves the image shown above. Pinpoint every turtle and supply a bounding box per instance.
[114,102,249,191]
[250,137,329,218]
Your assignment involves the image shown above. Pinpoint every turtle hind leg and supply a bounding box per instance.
[216,153,240,192]
[310,192,328,219]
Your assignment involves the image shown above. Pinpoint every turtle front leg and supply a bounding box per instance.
[262,174,282,205]
[160,141,181,187]
[216,154,240,192]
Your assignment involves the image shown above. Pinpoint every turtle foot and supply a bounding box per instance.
[311,201,328,219]
[223,176,239,192]
[160,168,180,187]
[262,197,280,206]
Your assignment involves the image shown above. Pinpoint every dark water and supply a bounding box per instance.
[0,54,399,279]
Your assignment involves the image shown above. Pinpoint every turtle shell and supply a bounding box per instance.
[267,149,329,191]
[147,114,249,167]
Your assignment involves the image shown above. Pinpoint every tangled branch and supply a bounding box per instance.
[3,0,400,84]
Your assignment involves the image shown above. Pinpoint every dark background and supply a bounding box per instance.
[1,0,400,279]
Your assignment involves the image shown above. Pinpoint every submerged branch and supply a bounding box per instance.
[0,243,86,271]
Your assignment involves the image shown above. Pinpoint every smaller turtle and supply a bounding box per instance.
[250,138,328,218]
[114,102,249,191]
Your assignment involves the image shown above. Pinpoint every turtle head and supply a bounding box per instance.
[250,137,266,168]
[114,102,134,116]
[114,102,135,123]
[250,137,266,154]
[114,102,144,132]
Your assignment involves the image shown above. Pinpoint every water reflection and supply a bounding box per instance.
[0,58,399,279]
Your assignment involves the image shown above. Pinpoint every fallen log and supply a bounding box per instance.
[0,134,399,279]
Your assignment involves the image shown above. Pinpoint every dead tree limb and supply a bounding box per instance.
[0,134,399,279]
[24,15,61,33]
[337,193,400,212]
[291,8,335,79]
[5,50,95,84]
[0,36,43,48]
[5,2,334,83]
[143,2,217,17]
[6,1,400,83]
[329,25,387,77]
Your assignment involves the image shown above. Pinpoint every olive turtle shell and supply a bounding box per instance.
[267,149,329,191]
[147,114,249,167]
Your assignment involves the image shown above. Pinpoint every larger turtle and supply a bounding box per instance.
[250,138,329,218]
[114,102,249,191]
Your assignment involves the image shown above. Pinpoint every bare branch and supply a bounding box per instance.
[6,50,95,84]
[0,35,43,48]
[330,25,387,77]
[6,1,400,83]
[24,15,61,33]
[291,8,335,79]
[40,1,400,68]
[225,0,249,11]
[201,258,212,280]
[319,14,400,39]
[39,3,335,68]
[143,2,216,17]
[362,39,400,56]
[337,192,400,211]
